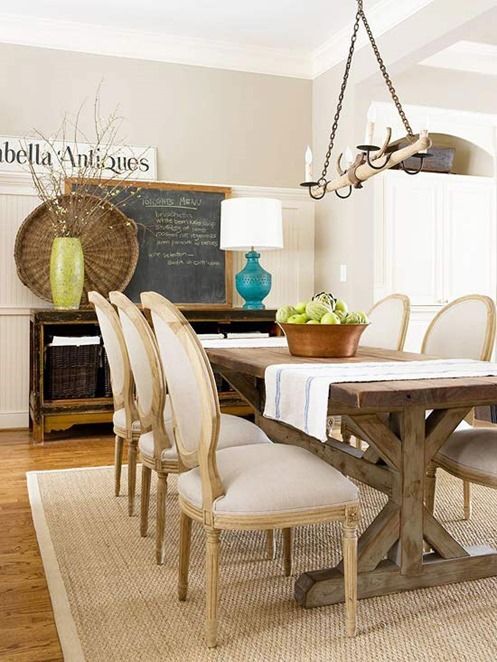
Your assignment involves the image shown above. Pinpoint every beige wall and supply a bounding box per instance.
[0,43,311,188]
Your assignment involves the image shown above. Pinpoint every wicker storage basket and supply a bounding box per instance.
[102,352,113,398]
[45,343,101,400]
[14,193,139,304]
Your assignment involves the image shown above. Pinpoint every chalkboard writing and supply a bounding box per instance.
[78,182,231,305]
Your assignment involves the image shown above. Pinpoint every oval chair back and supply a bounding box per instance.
[109,291,170,459]
[141,291,223,507]
[421,294,496,361]
[88,291,133,422]
[360,293,410,351]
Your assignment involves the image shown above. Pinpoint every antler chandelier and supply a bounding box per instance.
[302,0,432,200]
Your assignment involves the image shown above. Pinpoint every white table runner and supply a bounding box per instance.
[264,358,497,442]
[201,336,288,349]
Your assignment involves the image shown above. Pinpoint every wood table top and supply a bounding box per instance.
[206,345,497,410]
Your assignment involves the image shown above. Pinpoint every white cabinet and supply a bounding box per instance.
[444,178,496,301]
[374,171,496,306]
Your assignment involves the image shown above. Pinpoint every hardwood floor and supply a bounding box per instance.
[0,426,115,661]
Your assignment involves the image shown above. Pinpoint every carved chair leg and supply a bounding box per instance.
[127,438,138,516]
[156,472,168,564]
[265,529,275,559]
[140,465,152,537]
[114,435,124,497]
[205,527,220,648]
[425,464,437,515]
[178,510,192,601]
[343,510,358,637]
[463,481,472,521]
[282,527,292,577]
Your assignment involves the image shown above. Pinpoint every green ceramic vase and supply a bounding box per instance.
[49,237,85,309]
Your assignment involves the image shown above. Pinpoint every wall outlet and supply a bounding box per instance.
[339,264,347,283]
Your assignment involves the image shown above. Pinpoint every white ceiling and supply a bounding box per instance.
[421,41,497,77]
[0,0,435,78]
[0,0,385,51]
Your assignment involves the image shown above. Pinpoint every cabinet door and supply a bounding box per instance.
[444,179,496,302]
[383,173,444,305]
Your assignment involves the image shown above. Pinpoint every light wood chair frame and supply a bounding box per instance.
[88,291,139,515]
[342,293,411,449]
[423,294,496,520]
[109,291,177,564]
[141,291,359,648]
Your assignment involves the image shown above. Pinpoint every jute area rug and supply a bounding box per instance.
[28,465,497,662]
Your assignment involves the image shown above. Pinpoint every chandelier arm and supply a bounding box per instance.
[320,6,362,181]
[358,6,414,139]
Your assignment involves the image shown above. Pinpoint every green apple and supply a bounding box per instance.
[294,301,308,314]
[306,319,320,324]
[287,313,307,324]
[335,299,348,314]
[321,312,341,325]
[356,311,369,324]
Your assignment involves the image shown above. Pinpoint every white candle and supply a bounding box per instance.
[305,145,313,181]
[364,106,376,145]
[344,146,354,169]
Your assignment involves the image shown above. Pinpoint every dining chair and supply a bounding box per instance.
[88,291,140,515]
[110,291,275,564]
[142,291,359,647]
[341,293,410,448]
[424,294,496,520]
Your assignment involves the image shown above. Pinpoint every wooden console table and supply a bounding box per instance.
[30,307,277,442]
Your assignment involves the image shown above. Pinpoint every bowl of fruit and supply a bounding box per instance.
[276,292,369,358]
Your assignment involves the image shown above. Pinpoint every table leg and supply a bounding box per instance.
[399,406,425,576]
[255,403,497,607]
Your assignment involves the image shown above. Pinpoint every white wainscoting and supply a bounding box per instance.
[0,174,314,429]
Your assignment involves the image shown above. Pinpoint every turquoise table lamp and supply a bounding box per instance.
[220,198,283,310]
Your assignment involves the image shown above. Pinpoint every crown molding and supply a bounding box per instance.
[0,12,313,79]
[312,0,435,78]
[0,2,435,80]
[420,40,497,77]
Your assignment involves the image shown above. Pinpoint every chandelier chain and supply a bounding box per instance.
[319,0,415,185]
[320,6,361,182]
[358,7,414,139]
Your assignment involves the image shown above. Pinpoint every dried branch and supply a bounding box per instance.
[21,88,147,237]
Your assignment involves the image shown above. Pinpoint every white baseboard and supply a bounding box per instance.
[0,410,29,429]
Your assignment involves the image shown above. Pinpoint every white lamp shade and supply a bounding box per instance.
[220,198,283,251]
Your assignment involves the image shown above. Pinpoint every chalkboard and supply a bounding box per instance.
[70,180,232,306]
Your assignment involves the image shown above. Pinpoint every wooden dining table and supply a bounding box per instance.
[205,344,497,608]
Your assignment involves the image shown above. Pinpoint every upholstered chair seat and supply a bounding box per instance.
[436,429,497,485]
[110,291,277,565]
[139,412,271,461]
[113,408,141,433]
[141,291,360,647]
[423,295,497,521]
[89,291,141,515]
[178,444,358,517]
[115,397,174,437]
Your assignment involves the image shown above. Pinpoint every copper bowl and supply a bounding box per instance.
[279,323,369,358]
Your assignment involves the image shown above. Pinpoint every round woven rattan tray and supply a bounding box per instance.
[14,193,139,304]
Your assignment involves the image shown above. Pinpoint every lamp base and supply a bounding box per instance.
[235,250,272,310]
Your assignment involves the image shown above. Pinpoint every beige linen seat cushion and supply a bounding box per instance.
[113,408,140,434]
[113,396,173,436]
[178,444,358,516]
[139,413,271,462]
[437,428,497,485]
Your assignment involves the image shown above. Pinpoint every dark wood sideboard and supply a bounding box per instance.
[30,307,278,442]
